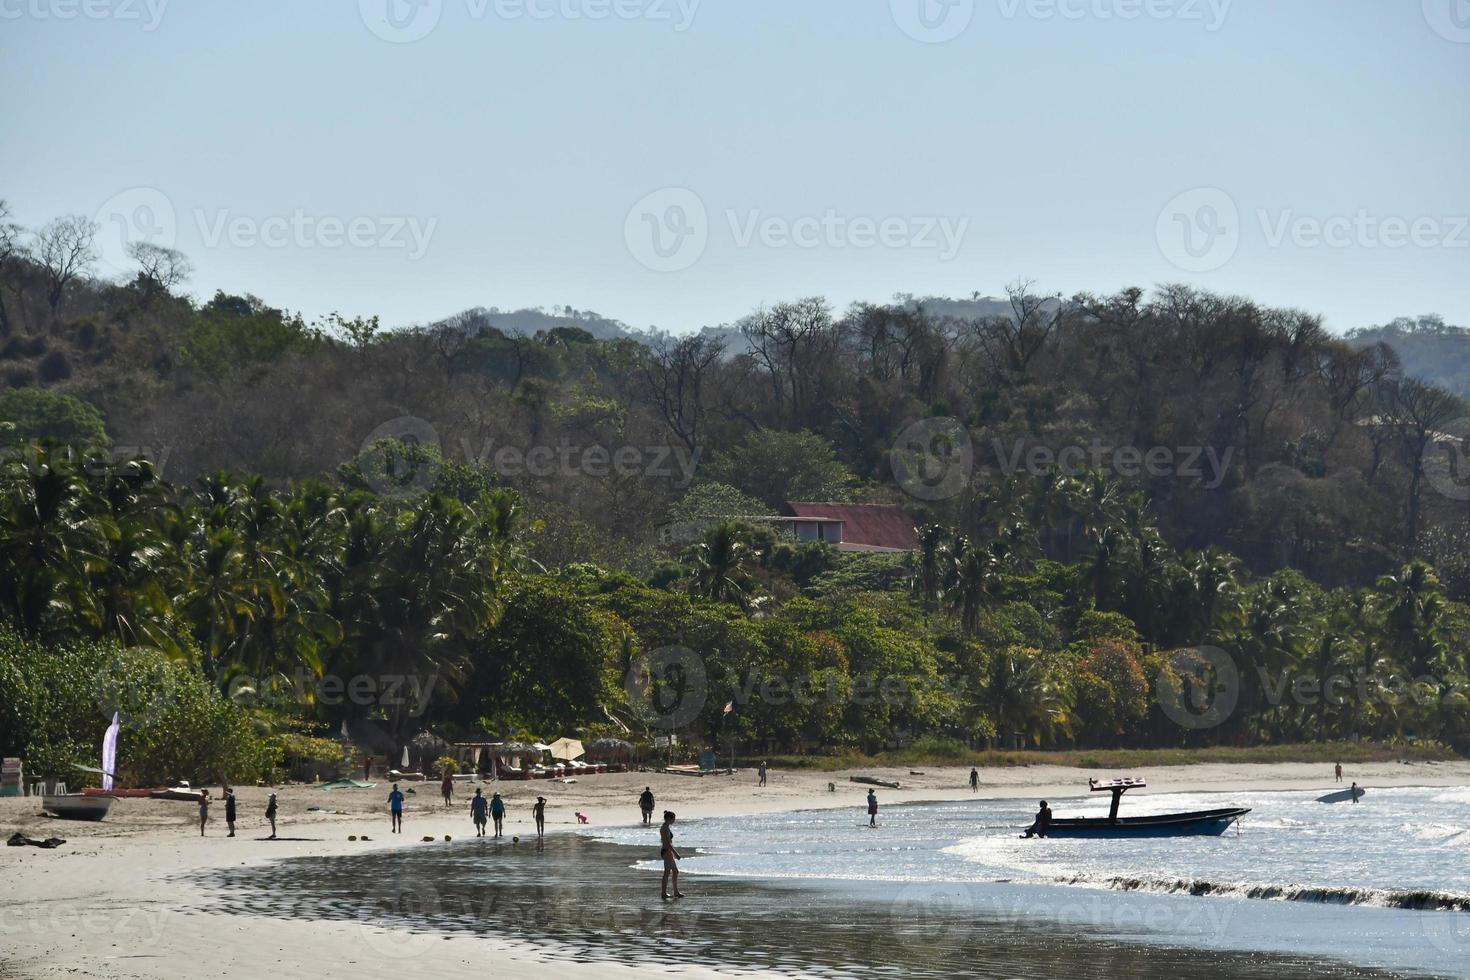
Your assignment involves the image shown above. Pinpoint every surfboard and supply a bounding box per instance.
[1316,787,1365,803]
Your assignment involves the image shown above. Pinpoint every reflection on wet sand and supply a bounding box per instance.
[196,835,1435,980]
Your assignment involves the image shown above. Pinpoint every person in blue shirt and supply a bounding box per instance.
[490,791,506,837]
[388,783,405,833]
[470,788,488,836]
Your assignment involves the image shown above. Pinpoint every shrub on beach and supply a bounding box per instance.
[0,627,275,785]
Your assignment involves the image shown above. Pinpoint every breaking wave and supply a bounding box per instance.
[1057,873,1470,912]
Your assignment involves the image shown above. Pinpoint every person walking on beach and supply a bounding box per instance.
[1335,762,1343,783]
[1023,800,1052,838]
[265,793,278,839]
[198,789,210,837]
[224,787,237,838]
[388,783,405,833]
[470,788,488,836]
[639,787,655,825]
[758,761,767,787]
[660,810,683,900]
[441,770,454,809]
[490,791,506,837]
[969,768,978,793]
[866,789,878,828]
[533,796,546,839]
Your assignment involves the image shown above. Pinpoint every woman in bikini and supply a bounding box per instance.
[660,810,684,900]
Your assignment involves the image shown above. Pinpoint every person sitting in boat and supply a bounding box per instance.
[1022,800,1052,838]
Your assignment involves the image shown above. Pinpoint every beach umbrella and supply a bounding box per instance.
[548,737,584,762]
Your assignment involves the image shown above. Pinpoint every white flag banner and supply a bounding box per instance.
[101,712,120,792]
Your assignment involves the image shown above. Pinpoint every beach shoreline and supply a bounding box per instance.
[4,759,1468,979]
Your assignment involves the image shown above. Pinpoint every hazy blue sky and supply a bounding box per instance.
[4,0,1467,334]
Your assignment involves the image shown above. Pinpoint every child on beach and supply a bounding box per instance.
[471,788,488,836]
[199,789,210,836]
[265,793,278,839]
[388,783,405,833]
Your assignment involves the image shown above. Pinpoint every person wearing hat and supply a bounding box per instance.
[224,787,237,837]
[489,791,506,837]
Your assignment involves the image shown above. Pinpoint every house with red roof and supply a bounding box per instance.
[777,502,918,553]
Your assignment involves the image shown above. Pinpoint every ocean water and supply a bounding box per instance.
[586,786,1470,976]
[198,786,1470,979]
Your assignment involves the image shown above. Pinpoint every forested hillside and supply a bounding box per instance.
[2,200,1467,779]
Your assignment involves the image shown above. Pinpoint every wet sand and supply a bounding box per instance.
[198,834,1438,979]
[3,760,1467,979]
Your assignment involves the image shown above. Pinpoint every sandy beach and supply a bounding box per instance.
[3,759,1468,980]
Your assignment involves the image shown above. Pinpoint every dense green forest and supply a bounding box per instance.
[1,202,1467,783]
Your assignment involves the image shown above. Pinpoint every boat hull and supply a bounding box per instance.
[1041,807,1250,838]
[41,794,114,821]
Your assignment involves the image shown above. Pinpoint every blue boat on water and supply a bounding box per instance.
[1034,778,1250,839]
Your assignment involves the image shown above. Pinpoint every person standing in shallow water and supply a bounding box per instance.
[639,786,655,825]
[470,788,488,836]
[388,783,405,833]
[533,796,546,839]
[490,791,506,837]
[660,810,683,900]
[866,789,878,827]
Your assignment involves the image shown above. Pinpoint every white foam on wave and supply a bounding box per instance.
[1431,788,1470,805]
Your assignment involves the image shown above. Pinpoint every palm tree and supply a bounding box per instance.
[914,524,947,611]
[687,522,752,606]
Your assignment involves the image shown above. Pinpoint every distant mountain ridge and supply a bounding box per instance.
[1348,315,1470,400]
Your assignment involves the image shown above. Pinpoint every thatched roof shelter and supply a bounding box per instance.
[585,737,634,763]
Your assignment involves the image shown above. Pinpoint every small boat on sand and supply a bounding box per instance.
[41,793,114,821]
[1033,778,1249,839]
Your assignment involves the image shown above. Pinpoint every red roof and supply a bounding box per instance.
[783,502,918,552]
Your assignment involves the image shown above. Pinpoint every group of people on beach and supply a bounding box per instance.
[196,787,277,839]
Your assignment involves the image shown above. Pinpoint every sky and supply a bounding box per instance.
[3,0,1467,335]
